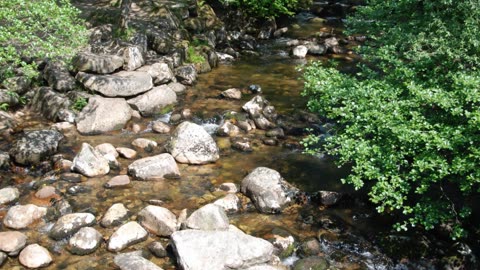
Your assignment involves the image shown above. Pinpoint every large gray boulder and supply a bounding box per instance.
[128,153,180,180]
[9,130,63,165]
[138,205,177,236]
[240,167,293,214]
[76,96,132,134]
[137,62,174,85]
[108,221,148,252]
[171,229,275,270]
[185,204,229,231]
[0,231,27,256]
[49,213,96,240]
[165,121,219,164]
[114,252,164,270]
[68,227,103,255]
[72,143,110,177]
[3,204,47,229]
[31,87,75,122]
[76,71,153,97]
[72,52,124,74]
[127,85,177,116]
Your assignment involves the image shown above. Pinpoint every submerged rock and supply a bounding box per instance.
[3,204,47,229]
[171,229,275,270]
[72,143,110,177]
[214,194,241,214]
[0,231,27,256]
[19,244,53,269]
[76,96,132,134]
[69,227,103,255]
[241,167,294,214]
[185,204,229,231]
[148,242,167,258]
[128,153,180,180]
[221,88,242,99]
[114,252,163,270]
[165,121,219,164]
[138,205,177,236]
[9,130,63,165]
[131,138,158,151]
[105,175,131,188]
[49,213,96,240]
[108,221,148,252]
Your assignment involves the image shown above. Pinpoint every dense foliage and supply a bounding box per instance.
[302,0,480,239]
[219,0,300,18]
[0,0,87,82]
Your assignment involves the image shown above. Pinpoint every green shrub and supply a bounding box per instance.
[186,46,206,64]
[0,0,88,82]
[71,97,88,112]
[219,0,299,18]
[302,0,480,239]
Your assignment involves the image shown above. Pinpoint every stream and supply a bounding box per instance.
[0,2,477,269]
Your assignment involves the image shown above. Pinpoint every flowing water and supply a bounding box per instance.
[0,6,475,270]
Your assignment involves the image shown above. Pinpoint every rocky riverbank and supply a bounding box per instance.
[0,0,476,269]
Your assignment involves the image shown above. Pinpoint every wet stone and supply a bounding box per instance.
[0,151,10,169]
[0,231,27,256]
[152,121,171,134]
[114,252,163,270]
[0,186,19,205]
[69,227,103,255]
[218,183,238,193]
[214,194,241,214]
[105,175,131,188]
[3,204,47,229]
[221,88,242,99]
[231,137,253,152]
[19,244,53,268]
[95,143,119,158]
[35,186,57,199]
[300,238,321,256]
[54,159,73,172]
[55,200,73,216]
[132,138,158,151]
[186,203,229,231]
[0,252,5,266]
[108,221,148,252]
[128,153,180,181]
[60,172,82,183]
[50,213,96,240]
[266,128,284,138]
[67,185,92,195]
[148,241,167,258]
[138,205,177,236]
[263,138,278,146]
[293,256,329,270]
[116,147,137,159]
[72,143,110,177]
[217,121,240,137]
[101,203,130,228]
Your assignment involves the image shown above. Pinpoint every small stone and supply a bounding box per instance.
[69,227,103,255]
[300,238,321,256]
[54,159,73,172]
[221,88,242,99]
[132,124,142,134]
[114,252,163,270]
[116,147,137,159]
[50,213,96,240]
[105,175,131,188]
[3,204,47,229]
[60,172,82,183]
[95,143,119,158]
[0,231,27,256]
[148,241,167,258]
[101,203,129,228]
[263,138,278,146]
[132,138,158,151]
[218,183,238,193]
[35,186,57,199]
[128,153,180,181]
[217,122,240,137]
[0,186,19,205]
[152,121,171,134]
[108,221,148,252]
[231,137,253,152]
[214,194,241,213]
[292,45,308,58]
[72,143,110,177]
[138,205,177,236]
[248,84,262,93]
[19,244,53,269]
